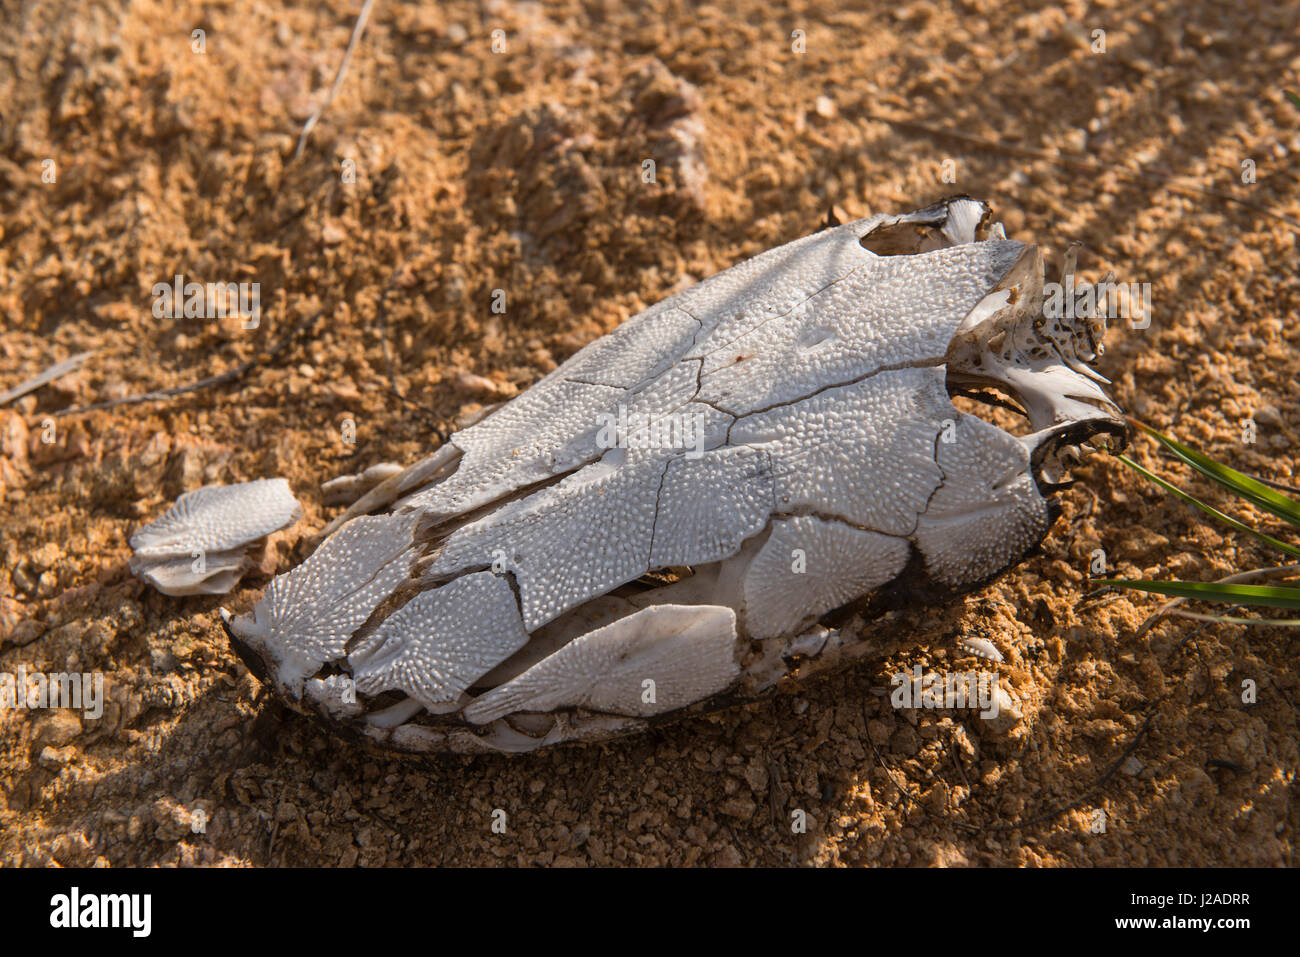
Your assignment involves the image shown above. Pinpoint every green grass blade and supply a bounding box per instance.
[1130,419,1300,528]
[1116,454,1300,558]
[1288,90,1300,109]
[1098,578,1300,610]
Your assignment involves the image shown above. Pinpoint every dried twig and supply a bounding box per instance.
[0,351,94,405]
[52,310,324,417]
[1253,474,1300,496]
[292,0,379,162]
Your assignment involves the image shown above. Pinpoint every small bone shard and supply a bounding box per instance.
[320,462,404,506]
[129,478,301,596]
[317,444,461,540]
[132,550,249,596]
[956,636,1004,663]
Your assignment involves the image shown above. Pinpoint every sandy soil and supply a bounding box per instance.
[1,0,1297,866]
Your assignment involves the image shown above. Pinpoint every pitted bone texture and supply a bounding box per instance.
[249,513,418,683]
[402,220,1023,524]
[741,516,912,640]
[226,199,1125,750]
[349,572,530,708]
[131,478,300,557]
[130,478,301,596]
[916,412,1052,586]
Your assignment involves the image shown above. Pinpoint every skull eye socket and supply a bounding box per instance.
[859,222,948,256]
[858,196,993,254]
[946,382,1034,437]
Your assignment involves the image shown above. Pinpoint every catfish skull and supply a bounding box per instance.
[221,197,1127,754]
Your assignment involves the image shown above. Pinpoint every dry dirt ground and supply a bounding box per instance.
[1,0,1297,867]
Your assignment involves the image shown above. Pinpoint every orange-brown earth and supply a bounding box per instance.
[0,0,1297,865]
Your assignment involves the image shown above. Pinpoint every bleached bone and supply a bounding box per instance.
[132,549,249,596]
[916,411,1051,587]
[131,478,300,558]
[463,604,741,724]
[221,196,1129,753]
[222,512,417,694]
[129,478,301,596]
[740,516,912,640]
[349,572,530,708]
[319,462,404,506]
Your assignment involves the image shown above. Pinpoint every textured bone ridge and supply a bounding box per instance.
[741,516,912,640]
[916,412,1052,586]
[728,366,951,533]
[130,478,301,596]
[429,448,667,631]
[227,512,419,692]
[348,571,530,709]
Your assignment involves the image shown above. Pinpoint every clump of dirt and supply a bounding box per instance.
[0,0,1297,866]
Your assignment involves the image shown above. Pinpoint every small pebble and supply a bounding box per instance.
[454,371,502,397]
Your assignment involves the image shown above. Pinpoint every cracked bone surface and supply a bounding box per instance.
[222,197,1127,753]
[130,478,301,596]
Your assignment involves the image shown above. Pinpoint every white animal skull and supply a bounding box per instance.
[222,197,1127,753]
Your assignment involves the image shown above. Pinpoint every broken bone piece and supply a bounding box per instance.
[463,604,741,724]
[319,461,404,506]
[130,478,302,596]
